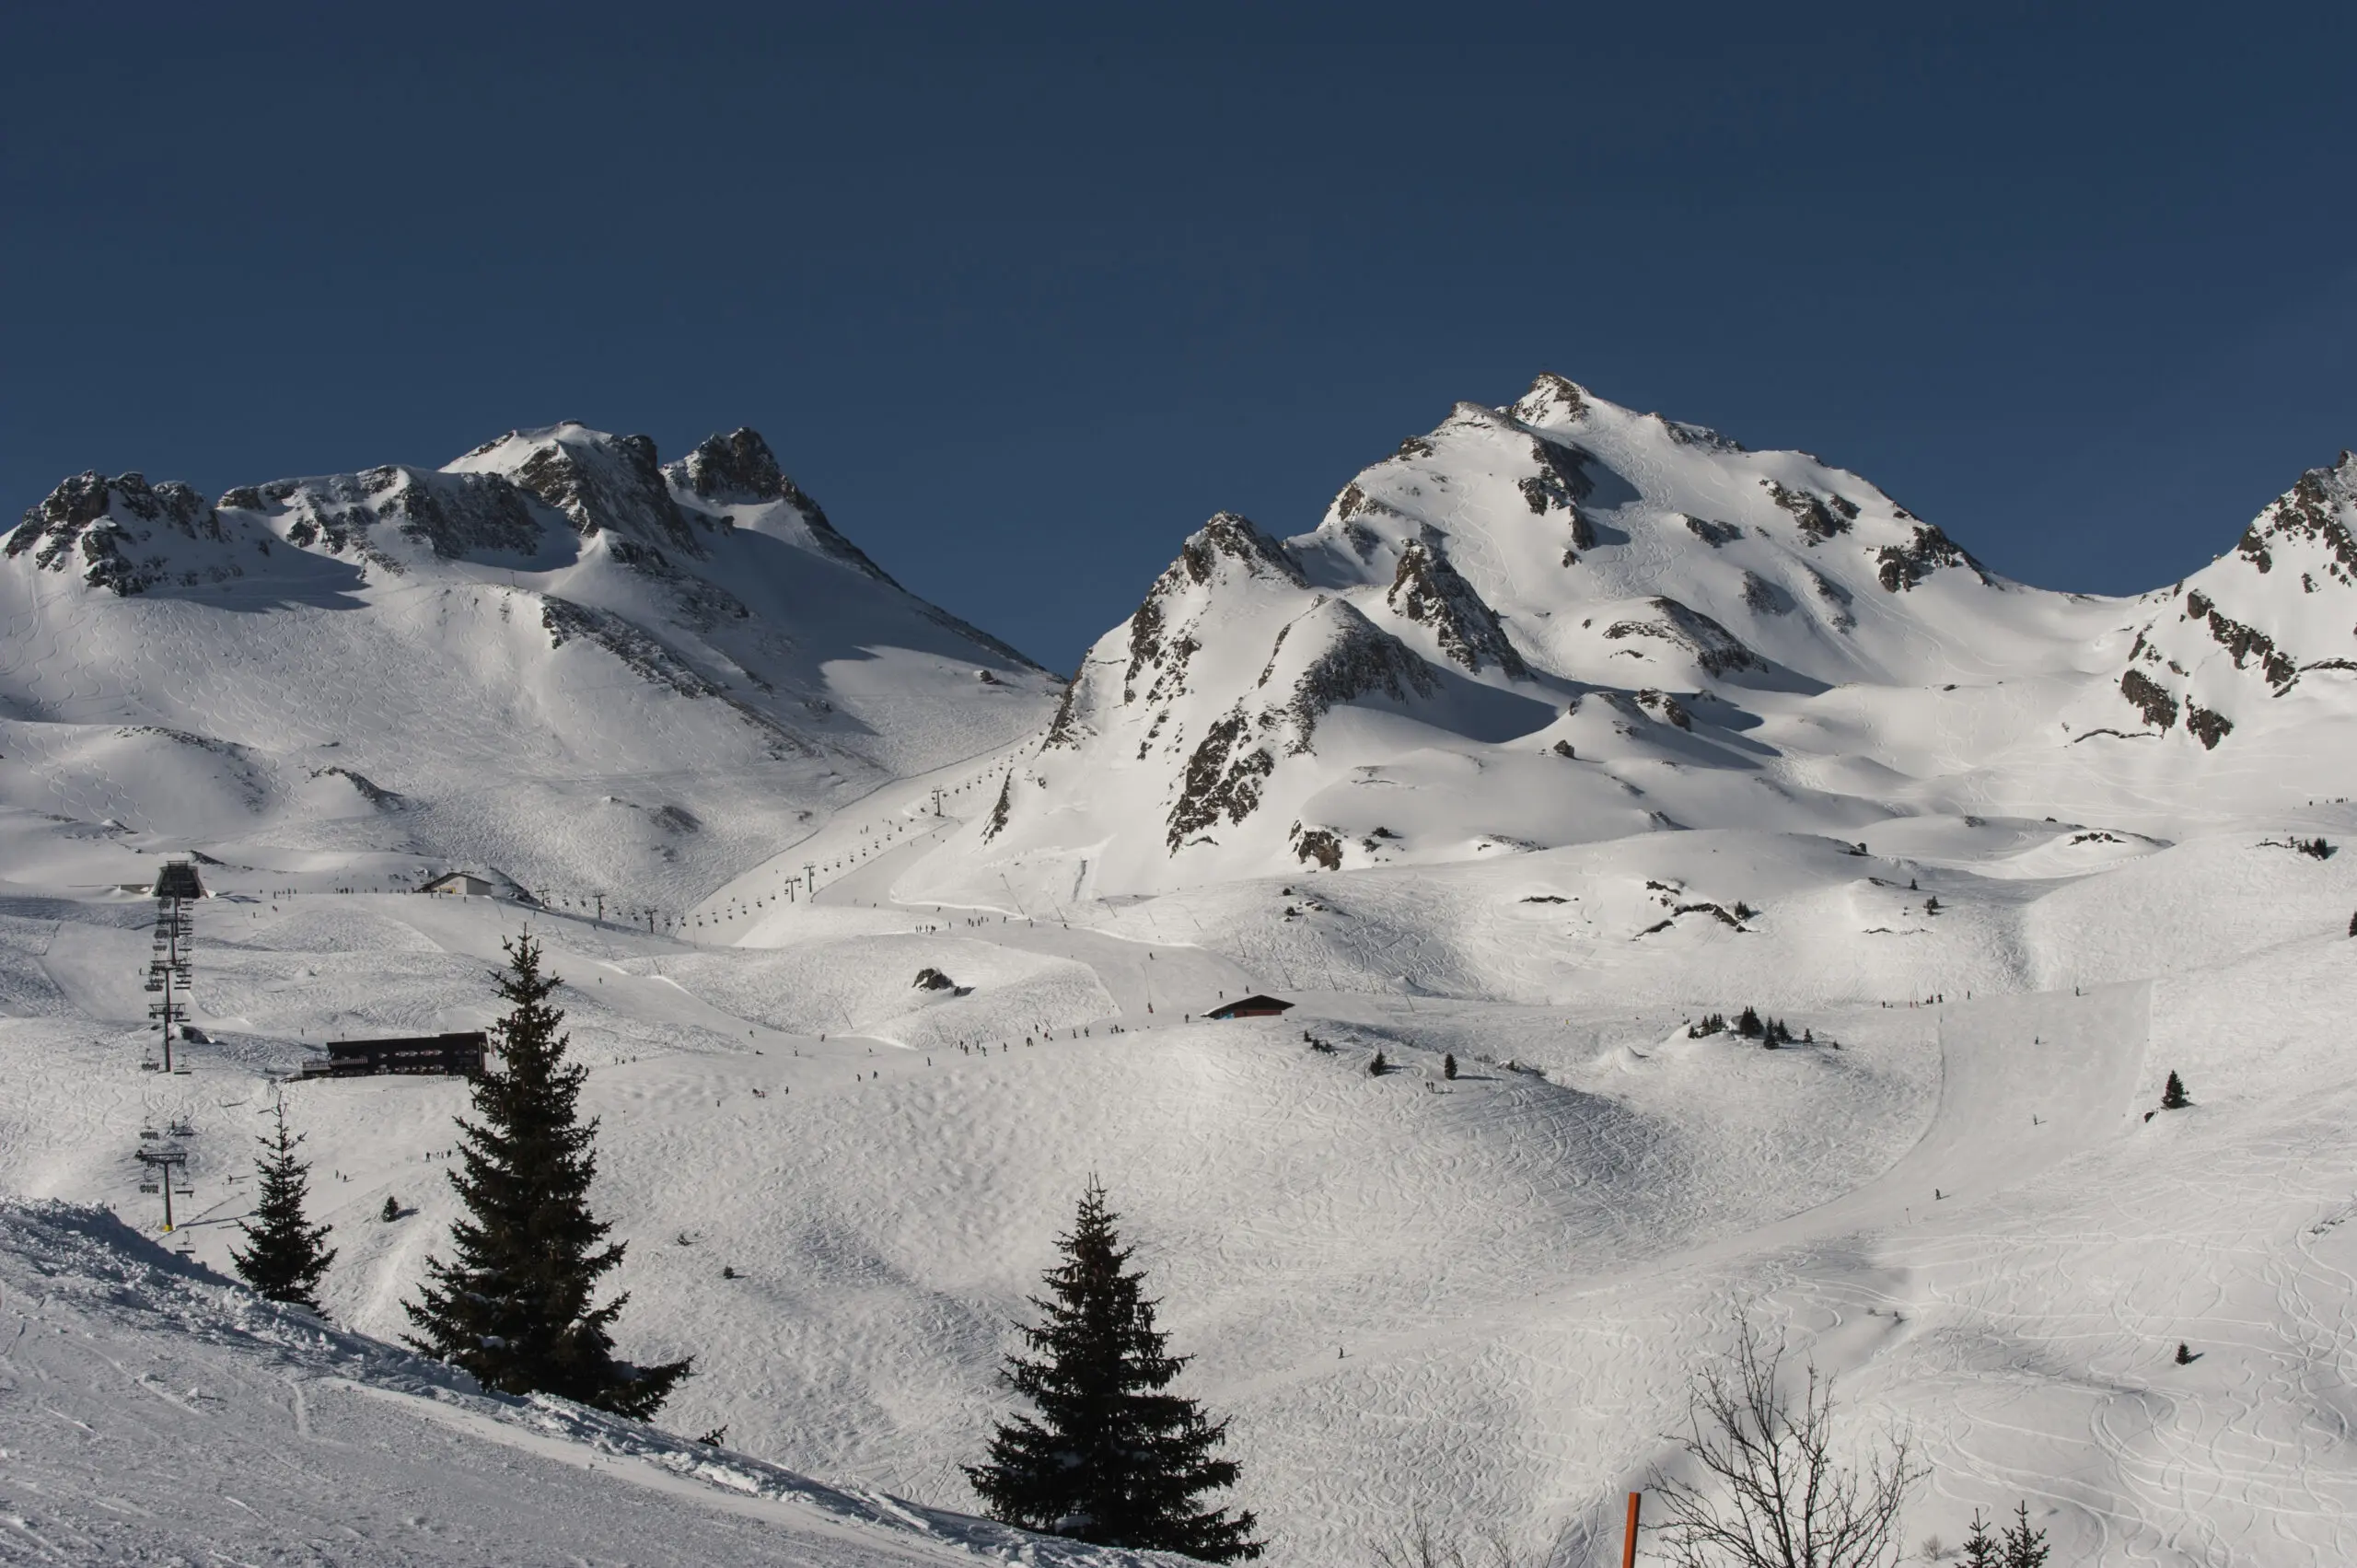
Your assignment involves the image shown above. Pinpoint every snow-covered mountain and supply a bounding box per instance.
[911,377,2357,905]
[6,378,2357,1566]
[1,424,1057,906]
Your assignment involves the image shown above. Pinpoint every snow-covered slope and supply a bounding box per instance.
[6,377,2357,1567]
[912,378,2357,905]
[1,424,1057,910]
[0,1196,1171,1567]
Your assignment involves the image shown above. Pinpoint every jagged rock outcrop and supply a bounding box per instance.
[9,472,231,595]
[1603,598,1762,675]
[1874,523,1992,592]
[223,467,547,573]
[1760,479,1857,543]
[1386,539,1528,677]
[2111,450,2357,745]
[459,424,705,560]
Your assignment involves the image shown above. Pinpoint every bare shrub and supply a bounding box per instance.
[1653,1317,1926,1568]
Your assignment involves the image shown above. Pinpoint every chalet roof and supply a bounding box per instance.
[1207,994,1294,1018]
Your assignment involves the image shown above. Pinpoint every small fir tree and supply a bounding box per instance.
[2000,1501,2049,1568]
[1957,1509,2000,1568]
[2161,1071,2190,1110]
[1736,1005,1763,1039]
[405,934,690,1419]
[1368,1050,1388,1076]
[2175,1341,2193,1365]
[964,1181,1262,1561]
[381,1194,401,1222]
[1443,1053,1457,1080]
[230,1094,336,1312]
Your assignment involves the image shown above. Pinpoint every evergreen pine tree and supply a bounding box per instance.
[404,934,690,1420]
[1443,1053,1457,1080]
[2000,1500,2049,1568]
[1957,1509,2000,1568]
[2161,1070,2190,1110]
[1368,1050,1388,1076]
[382,1194,401,1222]
[964,1180,1262,1561]
[1736,1005,1763,1038]
[229,1094,336,1312]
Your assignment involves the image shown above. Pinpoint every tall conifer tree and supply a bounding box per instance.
[405,934,689,1420]
[230,1093,335,1312]
[965,1181,1262,1561]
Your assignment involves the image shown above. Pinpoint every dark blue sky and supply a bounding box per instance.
[6,3,2351,670]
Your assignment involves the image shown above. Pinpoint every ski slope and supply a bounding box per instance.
[1,773,2351,1563]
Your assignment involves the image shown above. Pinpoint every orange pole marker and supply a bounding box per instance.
[1621,1490,1642,1568]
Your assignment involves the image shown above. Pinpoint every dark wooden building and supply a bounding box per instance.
[296,1031,488,1080]
[1206,994,1294,1020]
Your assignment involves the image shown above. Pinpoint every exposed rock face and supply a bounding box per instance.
[491,427,705,558]
[1603,598,1763,675]
[675,428,784,505]
[1041,679,1087,750]
[1291,822,1344,869]
[1683,515,1744,548]
[2236,450,2357,581]
[668,429,900,587]
[540,597,725,698]
[1178,511,1305,590]
[1874,523,1992,592]
[228,468,546,573]
[2120,668,2178,730]
[1271,599,1441,748]
[2187,701,2234,749]
[2185,590,2296,691]
[1740,570,1792,615]
[1760,480,1857,543]
[981,772,1014,842]
[1386,539,1529,677]
[1517,436,1594,515]
[2109,450,2357,747]
[1510,372,1591,426]
[1124,512,1300,706]
[1167,707,1274,850]
[9,472,227,596]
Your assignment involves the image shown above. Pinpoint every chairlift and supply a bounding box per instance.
[140,1128,160,1140]
[138,1182,159,1194]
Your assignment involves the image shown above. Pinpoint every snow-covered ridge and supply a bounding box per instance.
[1,423,1060,907]
[914,376,2357,902]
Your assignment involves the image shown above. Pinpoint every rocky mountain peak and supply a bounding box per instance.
[448,423,705,562]
[1178,512,1306,589]
[675,428,785,505]
[1510,372,1593,428]
[7,470,227,596]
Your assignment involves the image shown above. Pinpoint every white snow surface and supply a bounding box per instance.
[3,379,2356,1565]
